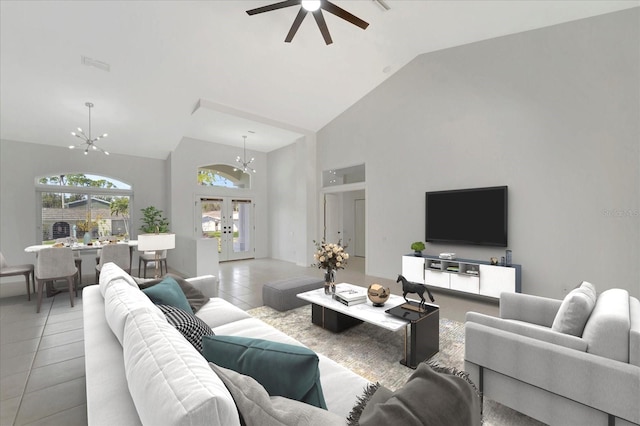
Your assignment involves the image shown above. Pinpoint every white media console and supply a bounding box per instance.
[402,254,521,299]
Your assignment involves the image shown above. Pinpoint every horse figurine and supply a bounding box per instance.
[397,274,435,311]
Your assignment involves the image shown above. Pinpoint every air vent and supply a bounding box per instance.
[81,55,110,72]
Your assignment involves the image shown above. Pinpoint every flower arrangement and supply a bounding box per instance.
[76,212,102,232]
[312,239,350,272]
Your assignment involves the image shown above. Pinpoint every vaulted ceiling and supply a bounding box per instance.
[1,1,636,159]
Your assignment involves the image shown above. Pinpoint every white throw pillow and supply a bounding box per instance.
[122,308,240,426]
[104,280,163,345]
[99,262,139,297]
[551,283,597,336]
[579,281,597,303]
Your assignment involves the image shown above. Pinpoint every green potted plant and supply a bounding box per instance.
[139,206,170,233]
[411,241,425,257]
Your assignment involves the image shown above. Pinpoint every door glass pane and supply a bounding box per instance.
[232,200,251,254]
[201,199,223,253]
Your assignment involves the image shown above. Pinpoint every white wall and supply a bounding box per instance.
[317,9,639,298]
[267,135,318,267]
[167,137,268,276]
[0,139,166,297]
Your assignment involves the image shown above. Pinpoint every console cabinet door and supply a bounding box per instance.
[450,274,480,294]
[424,269,450,289]
[479,265,516,298]
[402,256,425,284]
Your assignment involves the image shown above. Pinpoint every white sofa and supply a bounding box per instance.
[464,288,640,426]
[83,263,370,425]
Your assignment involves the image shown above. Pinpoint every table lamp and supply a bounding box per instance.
[137,233,175,279]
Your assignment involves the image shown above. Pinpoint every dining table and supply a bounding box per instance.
[25,240,138,290]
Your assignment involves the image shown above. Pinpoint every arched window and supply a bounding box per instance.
[36,173,132,243]
[197,164,251,189]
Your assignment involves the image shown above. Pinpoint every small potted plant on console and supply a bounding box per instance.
[411,241,425,257]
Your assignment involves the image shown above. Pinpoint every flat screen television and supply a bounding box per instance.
[425,186,508,247]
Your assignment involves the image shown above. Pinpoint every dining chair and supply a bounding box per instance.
[138,250,168,278]
[73,253,82,296]
[49,239,82,297]
[35,247,77,313]
[0,252,35,301]
[96,244,131,284]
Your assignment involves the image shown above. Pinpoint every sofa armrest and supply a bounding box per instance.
[465,312,587,352]
[186,275,217,299]
[465,322,640,424]
[499,292,562,327]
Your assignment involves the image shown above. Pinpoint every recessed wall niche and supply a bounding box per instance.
[322,164,365,187]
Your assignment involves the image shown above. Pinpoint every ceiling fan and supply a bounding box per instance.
[246,0,369,45]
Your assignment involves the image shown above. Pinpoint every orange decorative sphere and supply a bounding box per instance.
[367,283,391,307]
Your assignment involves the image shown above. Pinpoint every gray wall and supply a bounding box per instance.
[0,139,166,297]
[317,9,639,299]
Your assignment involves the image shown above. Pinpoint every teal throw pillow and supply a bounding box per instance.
[202,335,327,410]
[141,276,192,313]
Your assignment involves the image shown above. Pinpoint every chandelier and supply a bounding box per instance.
[69,102,109,155]
[234,135,256,174]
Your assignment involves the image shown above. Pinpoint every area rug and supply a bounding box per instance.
[248,304,544,426]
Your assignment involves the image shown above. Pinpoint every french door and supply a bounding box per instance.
[199,197,254,261]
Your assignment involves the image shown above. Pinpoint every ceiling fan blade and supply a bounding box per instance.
[246,0,300,16]
[285,7,308,42]
[312,10,333,45]
[322,1,369,29]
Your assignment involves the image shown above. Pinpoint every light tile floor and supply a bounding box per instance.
[0,257,498,425]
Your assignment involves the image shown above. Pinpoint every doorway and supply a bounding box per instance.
[322,189,365,258]
[199,197,254,261]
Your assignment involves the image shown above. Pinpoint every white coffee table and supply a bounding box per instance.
[297,283,408,332]
[297,282,440,368]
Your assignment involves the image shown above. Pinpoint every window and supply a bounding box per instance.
[197,164,251,189]
[37,174,132,243]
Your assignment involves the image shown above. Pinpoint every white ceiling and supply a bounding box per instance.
[1,1,637,159]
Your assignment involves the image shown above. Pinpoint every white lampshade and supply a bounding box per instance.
[137,233,176,251]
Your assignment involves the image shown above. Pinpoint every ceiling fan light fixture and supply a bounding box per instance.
[302,0,321,12]
[247,0,368,45]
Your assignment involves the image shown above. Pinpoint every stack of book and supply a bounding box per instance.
[334,288,367,306]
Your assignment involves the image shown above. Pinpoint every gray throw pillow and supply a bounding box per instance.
[551,282,597,336]
[356,363,481,426]
[209,363,343,426]
[138,273,208,313]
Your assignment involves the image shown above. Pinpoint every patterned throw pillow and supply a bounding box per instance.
[156,304,214,353]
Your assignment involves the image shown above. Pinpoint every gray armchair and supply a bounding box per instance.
[464,289,639,426]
